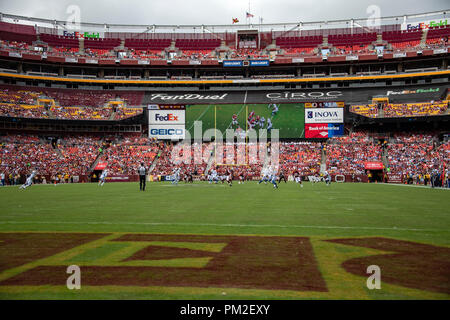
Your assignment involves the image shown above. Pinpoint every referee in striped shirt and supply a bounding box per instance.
[138,163,147,191]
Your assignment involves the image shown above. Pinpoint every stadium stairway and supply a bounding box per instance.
[321,146,326,167]
[108,110,116,120]
[420,29,428,48]
[88,147,106,173]
[146,143,165,174]
[46,107,55,119]
[79,37,84,54]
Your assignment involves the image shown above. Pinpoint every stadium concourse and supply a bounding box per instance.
[0,131,448,186]
[0,21,448,67]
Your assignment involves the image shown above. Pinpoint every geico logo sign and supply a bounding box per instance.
[150,128,184,135]
[155,113,179,122]
[267,91,343,100]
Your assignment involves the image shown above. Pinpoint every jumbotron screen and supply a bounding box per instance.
[185,103,305,139]
[184,102,344,139]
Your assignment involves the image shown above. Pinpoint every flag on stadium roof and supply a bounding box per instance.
[246,12,254,18]
[232,18,239,24]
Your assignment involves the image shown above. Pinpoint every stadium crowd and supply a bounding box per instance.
[351,101,449,118]
[0,132,448,187]
[325,132,383,175]
[386,133,446,180]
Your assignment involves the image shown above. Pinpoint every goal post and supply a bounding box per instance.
[213,104,250,167]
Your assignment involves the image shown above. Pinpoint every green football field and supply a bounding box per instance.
[0,181,449,300]
[185,104,305,138]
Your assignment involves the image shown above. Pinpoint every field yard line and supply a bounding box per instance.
[377,183,450,190]
[226,104,246,130]
[186,105,211,131]
[0,221,442,232]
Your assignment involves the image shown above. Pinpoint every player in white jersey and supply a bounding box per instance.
[258,167,269,184]
[267,118,273,133]
[271,104,279,117]
[98,169,108,186]
[19,170,37,190]
[268,166,279,189]
[172,168,181,185]
[208,168,219,184]
[324,171,332,185]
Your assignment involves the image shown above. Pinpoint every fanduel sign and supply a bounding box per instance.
[305,108,344,123]
[149,93,228,101]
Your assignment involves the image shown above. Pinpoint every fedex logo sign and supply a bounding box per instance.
[155,113,179,122]
[404,19,448,31]
[149,110,185,125]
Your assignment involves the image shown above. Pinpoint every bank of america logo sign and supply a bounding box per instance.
[307,111,313,118]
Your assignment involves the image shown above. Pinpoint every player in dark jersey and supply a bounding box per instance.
[186,171,194,183]
[238,171,245,184]
[226,168,233,187]
[278,169,287,183]
[293,169,303,188]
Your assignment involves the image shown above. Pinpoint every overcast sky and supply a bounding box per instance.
[0,0,449,25]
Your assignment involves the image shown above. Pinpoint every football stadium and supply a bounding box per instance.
[0,0,449,308]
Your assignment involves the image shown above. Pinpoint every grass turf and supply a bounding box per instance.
[185,104,305,138]
[0,181,449,299]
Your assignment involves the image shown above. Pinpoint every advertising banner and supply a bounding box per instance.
[401,19,448,31]
[305,108,344,123]
[94,162,108,170]
[249,60,270,66]
[148,109,185,125]
[305,123,344,138]
[143,85,446,105]
[65,57,78,63]
[106,175,131,182]
[148,124,186,140]
[223,60,243,67]
[305,101,345,108]
[387,173,403,183]
[393,52,407,58]
[364,161,384,170]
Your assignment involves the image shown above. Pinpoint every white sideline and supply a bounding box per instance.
[0,220,442,232]
[377,183,450,190]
